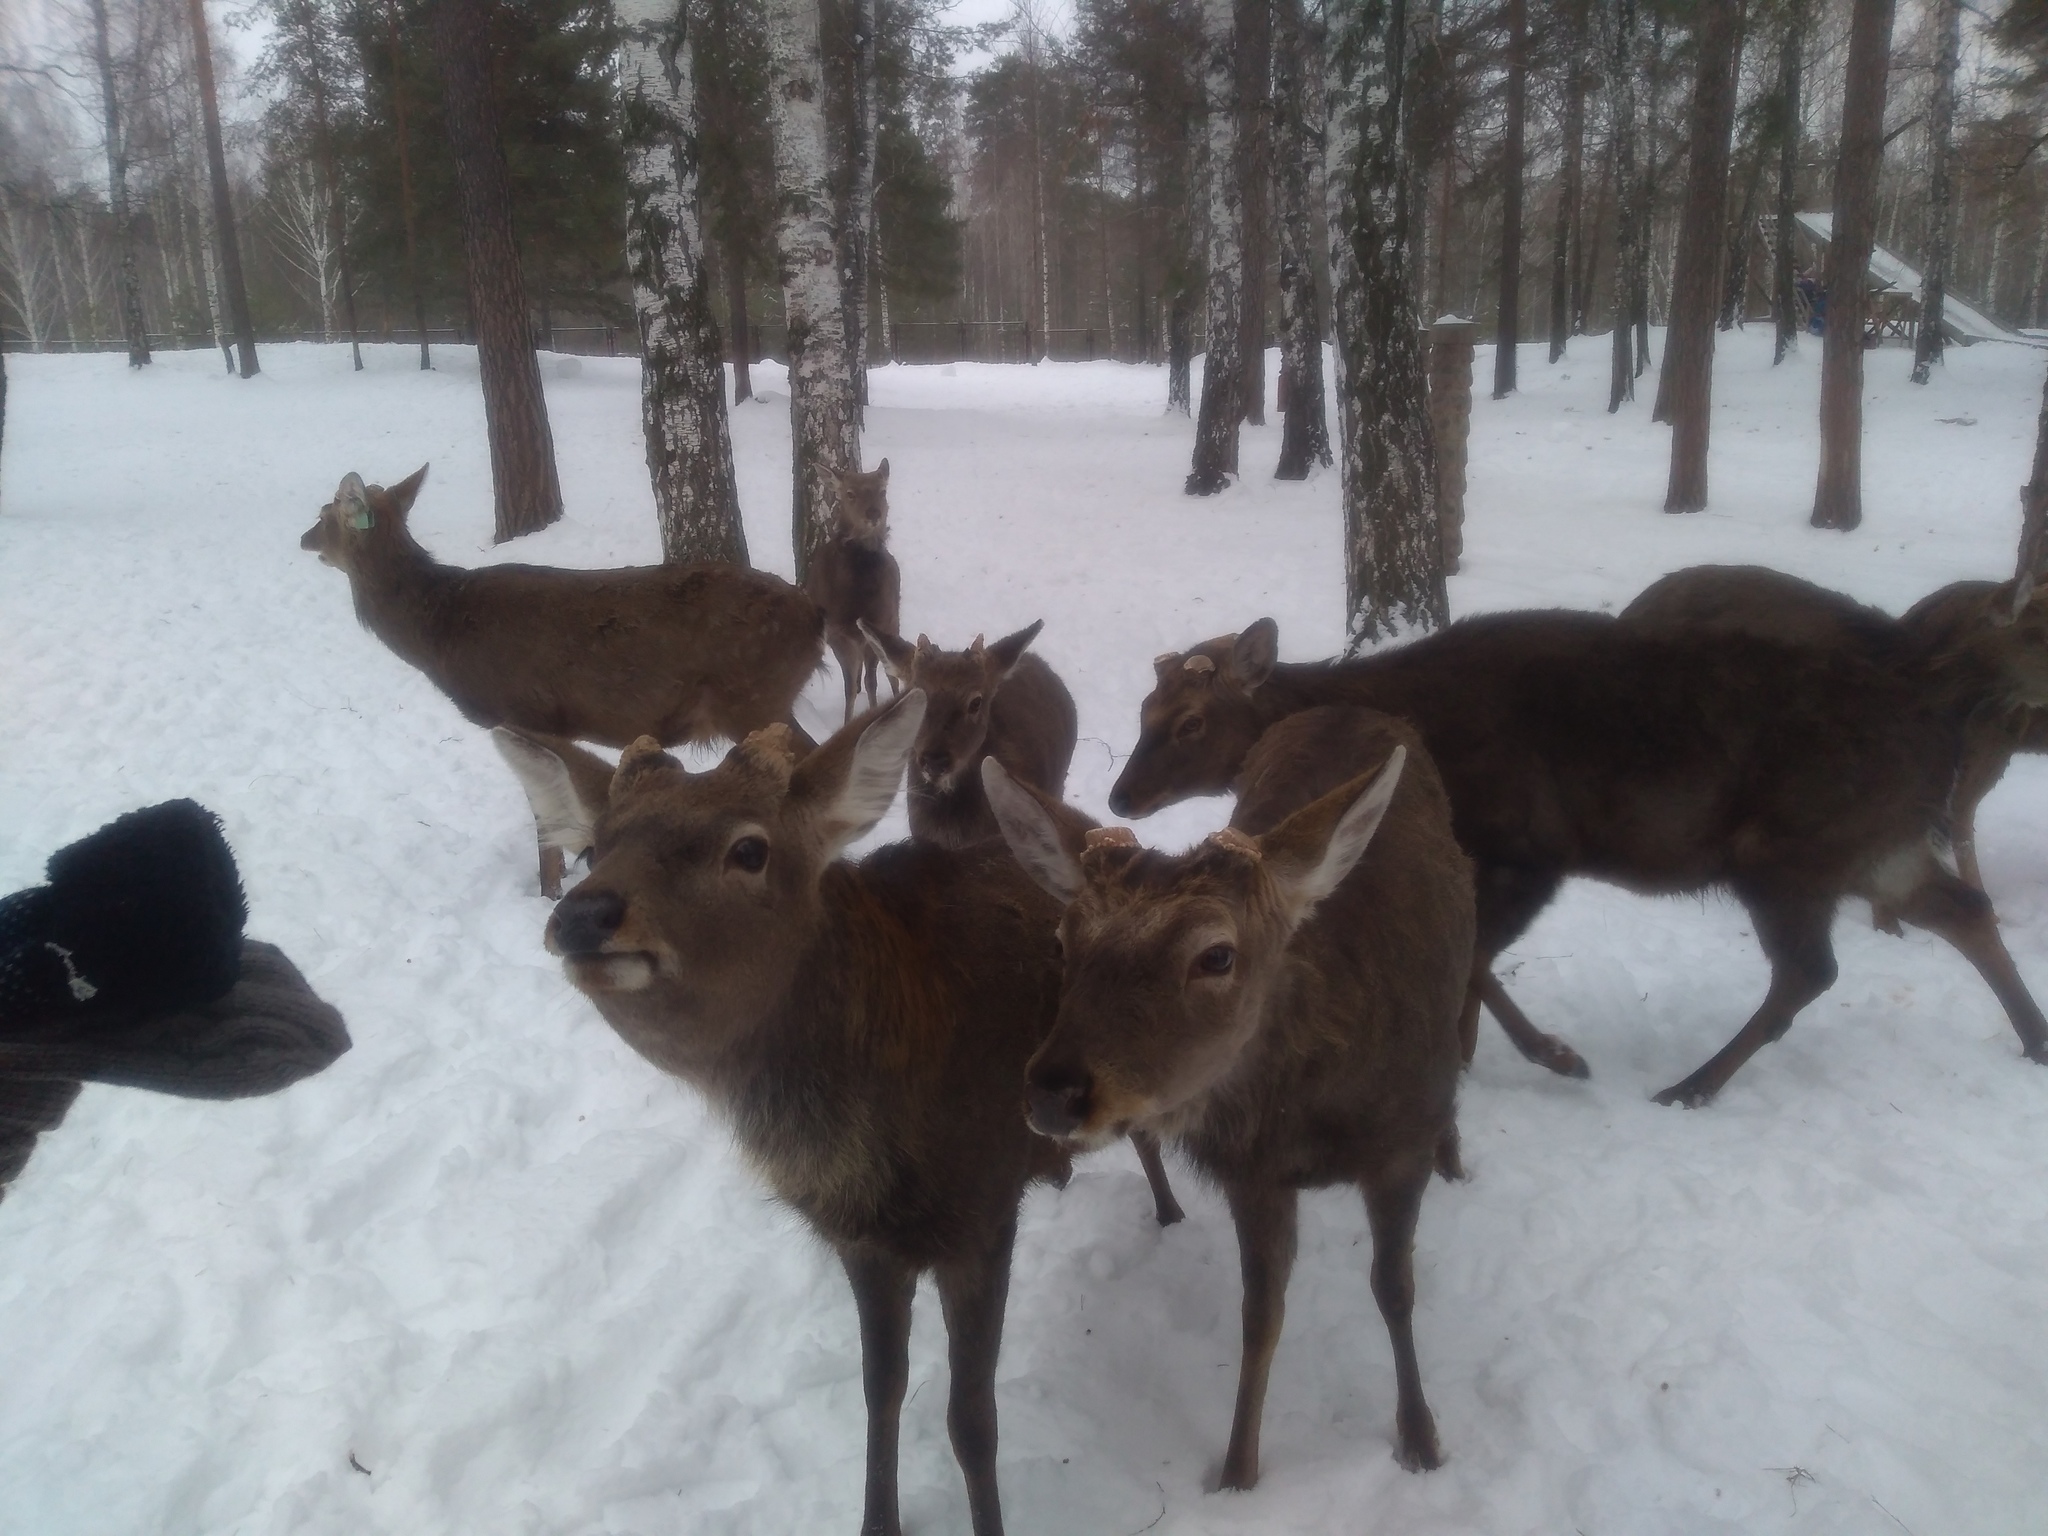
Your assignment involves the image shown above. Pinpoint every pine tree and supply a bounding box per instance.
[1493,0,1526,398]
[1912,0,1959,386]
[1773,0,1803,366]
[1605,0,1640,413]
[1273,0,1329,479]
[88,0,150,368]
[186,0,259,376]
[1549,0,1588,365]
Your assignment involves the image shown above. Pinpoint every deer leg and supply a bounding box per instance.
[1948,737,2017,893]
[837,641,861,725]
[1654,894,1837,1108]
[1471,866,1586,1077]
[1362,1162,1442,1471]
[840,1244,917,1536]
[1219,1180,1298,1492]
[862,651,882,713]
[1433,1123,1466,1182]
[1477,969,1590,1080]
[538,841,565,901]
[1130,1129,1185,1226]
[1454,975,1483,1064]
[935,1215,1018,1536]
[1894,873,2048,1063]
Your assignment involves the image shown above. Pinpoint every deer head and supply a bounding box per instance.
[831,459,892,551]
[860,619,1046,791]
[1107,618,1280,818]
[299,466,428,570]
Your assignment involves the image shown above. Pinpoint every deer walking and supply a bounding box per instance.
[806,460,902,722]
[987,705,1472,1483]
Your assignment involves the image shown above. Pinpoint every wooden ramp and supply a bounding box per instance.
[1791,211,2040,346]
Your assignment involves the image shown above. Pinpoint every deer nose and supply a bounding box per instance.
[1106,783,1134,817]
[920,749,951,779]
[551,888,626,955]
[1025,1065,1093,1139]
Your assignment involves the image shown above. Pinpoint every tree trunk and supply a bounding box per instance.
[1274,0,1331,479]
[1168,284,1193,412]
[1493,0,1526,397]
[1811,0,1896,532]
[1633,10,1659,375]
[1773,0,1802,365]
[186,0,258,377]
[1657,0,1741,510]
[1549,0,1588,363]
[1607,0,1641,412]
[766,0,859,575]
[619,0,749,566]
[1328,0,1445,647]
[1187,0,1243,494]
[848,0,876,415]
[90,0,149,367]
[308,56,364,372]
[726,241,754,402]
[1911,0,1958,385]
[386,0,433,370]
[1238,0,1272,424]
[1720,116,1767,330]
[436,0,565,541]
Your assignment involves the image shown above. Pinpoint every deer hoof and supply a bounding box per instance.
[1395,1409,1444,1472]
[1434,1125,1467,1182]
[1652,1080,1716,1109]
[1542,1041,1592,1080]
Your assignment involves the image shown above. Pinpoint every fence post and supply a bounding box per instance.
[957,319,968,360]
[1086,327,1096,361]
[1426,316,1477,576]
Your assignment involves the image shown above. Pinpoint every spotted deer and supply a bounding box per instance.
[806,459,902,723]
[987,704,1472,1483]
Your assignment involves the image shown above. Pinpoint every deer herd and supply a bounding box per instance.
[299,462,2048,1535]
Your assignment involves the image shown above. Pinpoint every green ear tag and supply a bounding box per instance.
[348,508,375,531]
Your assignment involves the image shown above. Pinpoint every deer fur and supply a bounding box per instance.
[1109,610,2048,1105]
[496,697,1073,1536]
[988,706,1472,1482]
[300,468,824,896]
[805,460,902,723]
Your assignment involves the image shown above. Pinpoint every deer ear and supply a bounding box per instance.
[859,619,918,685]
[1227,618,1279,690]
[876,458,890,483]
[387,464,429,516]
[791,690,925,858]
[986,619,1045,678]
[1256,746,1405,927]
[983,759,1094,904]
[493,729,612,855]
[613,736,683,801]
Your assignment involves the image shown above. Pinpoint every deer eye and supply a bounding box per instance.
[1194,944,1235,977]
[727,836,769,874]
[966,694,985,716]
[1176,715,1205,740]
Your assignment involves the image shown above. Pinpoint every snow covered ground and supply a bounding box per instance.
[3,328,2047,1536]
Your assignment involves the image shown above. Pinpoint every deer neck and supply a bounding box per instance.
[345,532,459,668]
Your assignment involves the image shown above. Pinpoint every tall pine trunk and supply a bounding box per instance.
[1328,0,1445,647]
[186,0,258,377]
[1773,0,1802,365]
[1549,0,1588,364]
[1607,0,1641,412]
[1187,0,1243,495]
[1657,0,1742,511]
[848,0,877,415]
[436,0,565,542]
[1238,0,1272,425]
[1274,0,1331,479]
[1493,0,1526,397]
[385,1,432,369]
[726,244,754,402]
[618,0,749,566]
[1168,284,1193,411]
[1811,0,1896,532]
[1911,0,1958,385]
[766,0,859,575]
[1720,120,1767,330]
[90,0,149,368]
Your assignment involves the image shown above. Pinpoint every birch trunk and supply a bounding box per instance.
[1327,0,1445,647]
[1549,0,1588,363]
[1274,0,1330,479]
[1773,0,1802,364]
[186,0,259,377]
[1607,0,1640,411]
[1811,0,1896,532]
[619,0,749,566]
[766,0,859,576]
[1492,0,1526,397]
[1186,0,1243,495]
[1912,0,1957,382]
[726,244,753,402]
[90,0,150,368]
[1168,285,1192,411]
[1238,0,1272,424]
[848,0,877,413]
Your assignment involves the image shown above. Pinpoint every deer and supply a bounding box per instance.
[299,467,824,897]
[493,695,1074,1536]
[806,459,902,723]
[857,618,1186,1227]
[984,704,1473,1485]
[1109,610,2048,1106]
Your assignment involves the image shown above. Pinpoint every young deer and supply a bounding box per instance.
[806,459,902,722]
[859,618,1185,1227]
[986,705,1472,1484]
[300,468,823,896]
[495,696,1070,1536]
[1111,612,2048,1105]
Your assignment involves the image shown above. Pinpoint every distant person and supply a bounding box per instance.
[1798,270,1826,336]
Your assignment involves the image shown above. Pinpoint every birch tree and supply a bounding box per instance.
[766,0,859,577]
[268,162,341,332]
[1811,0,1896,533]
[1185,0,1242,495]
[618,0,748,566]
[848,0,877,413]
[1911,0,1958,386]
[1327,0,1445,648]
[1273,0,1329,479]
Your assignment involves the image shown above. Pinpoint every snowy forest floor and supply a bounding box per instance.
[3,328,2047,1536]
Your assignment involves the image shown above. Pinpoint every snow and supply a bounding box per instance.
[4,328,2048,1535]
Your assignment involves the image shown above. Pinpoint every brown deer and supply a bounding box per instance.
[806,459,902,723]
[299,467,824,896]
[1109,611,2048,1105]
[986,705,1472,1484]
[859,618,1186,1227]
[494,695,1072,1536]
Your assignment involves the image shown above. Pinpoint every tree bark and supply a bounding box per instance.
[1773,0,1802,365]
[436,0,565,541]
[1328,0,1445,647]
[1274,0,1331,479]
[1238,0,1272,424]
[1720,114,1767,330]
[1549,0,1588,364]
[726,241,754,402]
[766,0,859,575]
[1187,0,1243,494]
[619,0,749,566]
[306,42,364,372]
[848,0,877,415]
[186,0,258,377]
[385,1,433,369]
[1168,284,1193,412]
[1911,0,1958,385]
[1655,0,1742,513]
[1606,0,1641,412]
[1493,0,1527,397]
[1811,0,1896,532]
[89,0,149,368]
